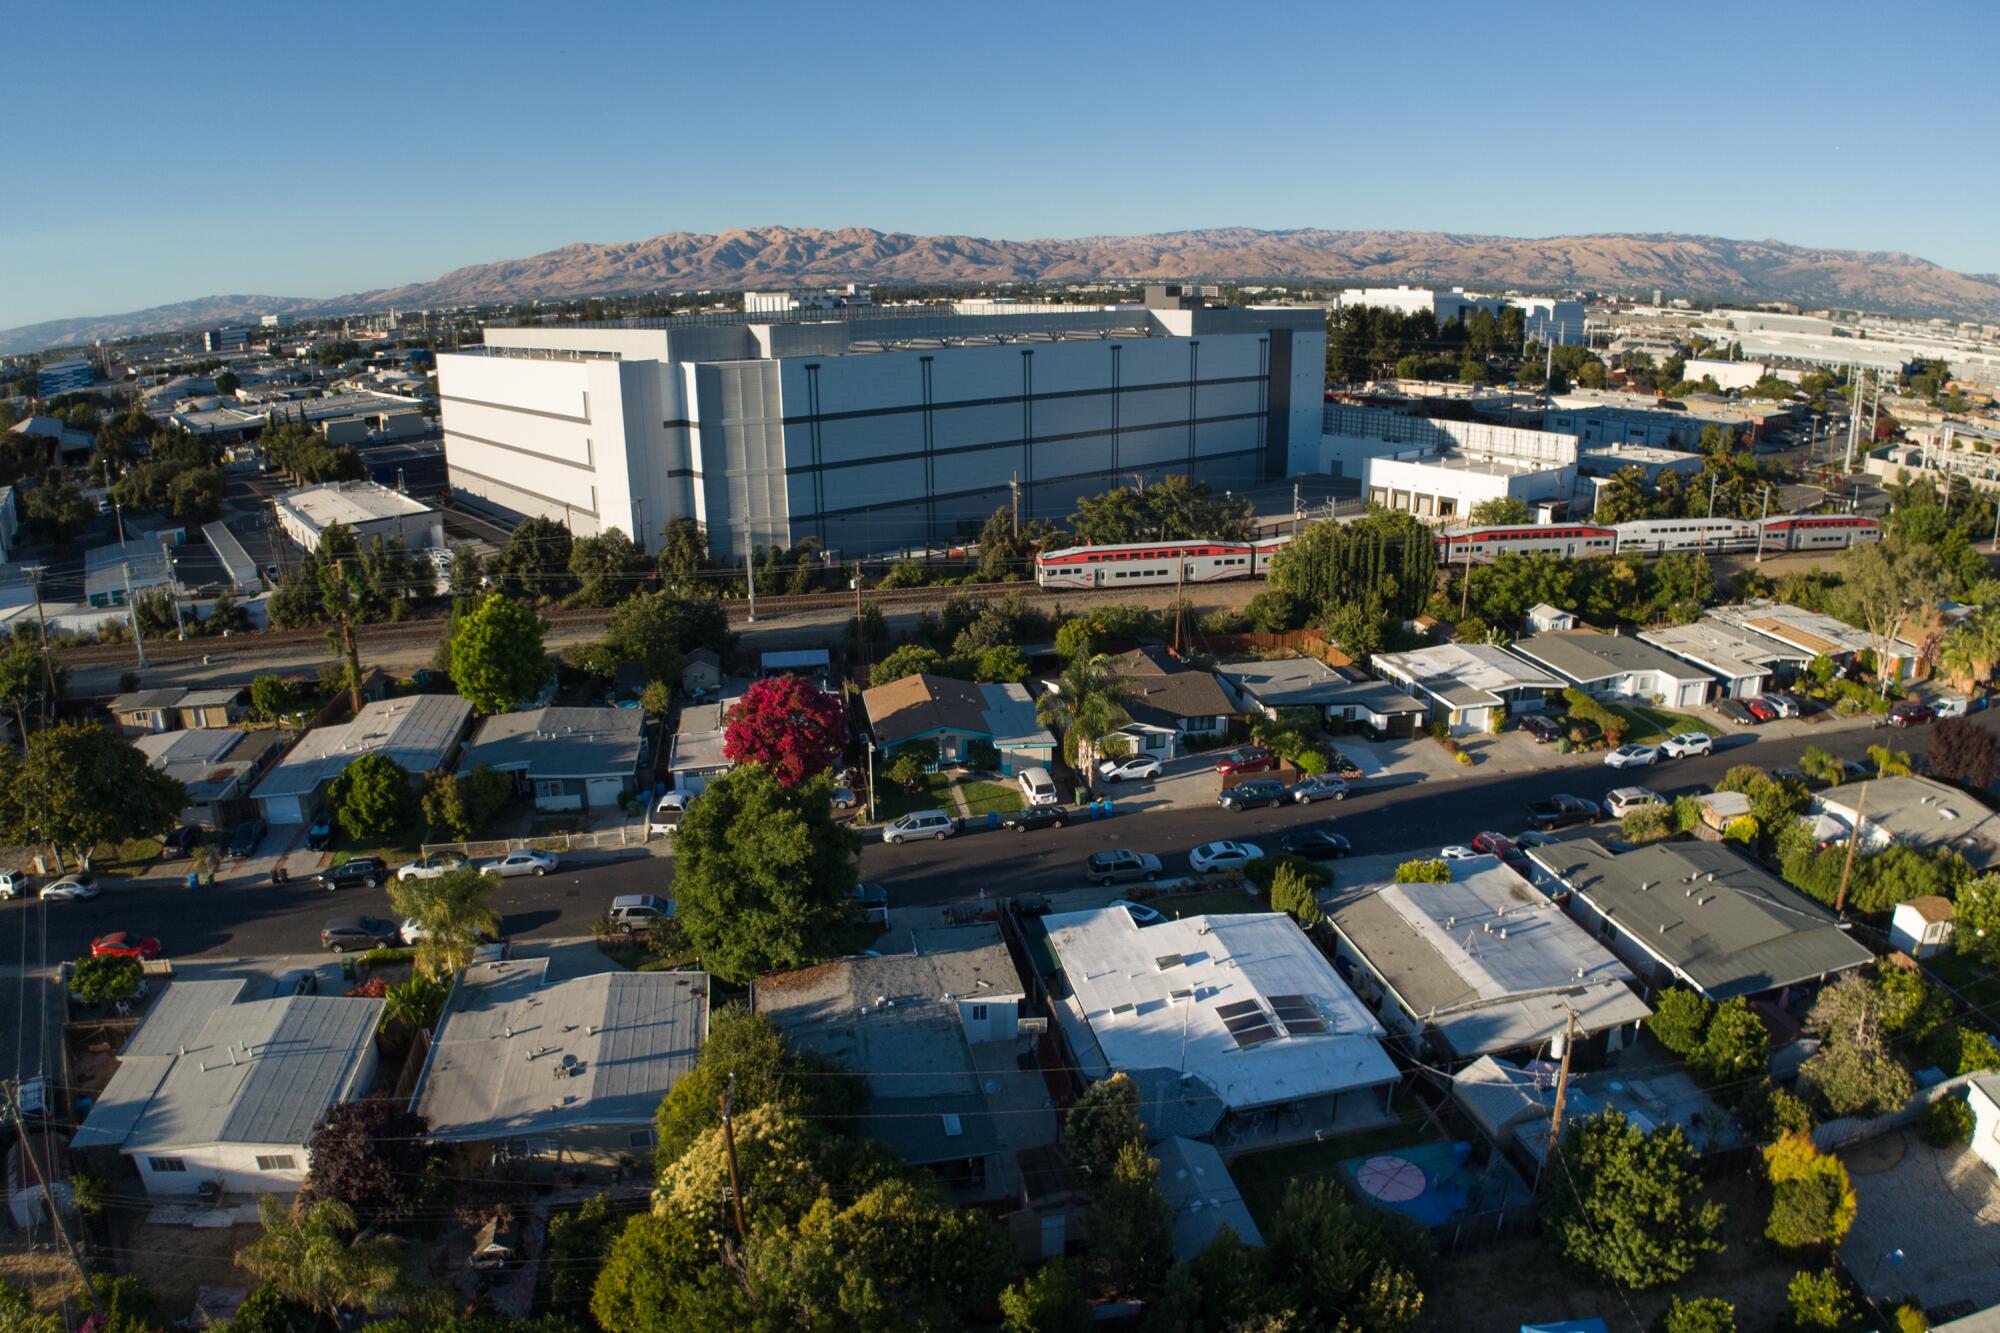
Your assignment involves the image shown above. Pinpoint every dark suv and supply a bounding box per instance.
[314,857,388,892]
[1520,715,1564,743]
[1219,779,1288,811]
[321,915,400,953]
[1002,806,1071,833]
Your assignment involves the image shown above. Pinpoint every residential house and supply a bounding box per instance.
[250,693,472,825]
[756,924,1045,1201]
[1219,657,1425,738]
[1890,896,1954,960]
[414,958,709,1167]
[1513,629,1715,709]
[174,688,249,729]
[760,648,831,686]
[1372,641,1565,735]
[860,673,1057,776]
[1812,776,2000,873]
[456,706,647,811]
[135,728,282,829]
[110,689,186,734]
[666,701,731,795]
[1103,645,1237,759]
[1326,857,1652,1066]
[680,648,723,696]
[1041,907,1398,1148]
[1708,601,1921,681]
[1639,621,1806,698]
[1527,838,1873,1001]
[1453,1053,1743,1179]
[1155,1136,1263,1261]
[71,980,383,1196]
[1969,1076,2000,1179]
[1525,603,1576,634]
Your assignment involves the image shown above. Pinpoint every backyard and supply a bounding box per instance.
[1230,1110,1437,1229]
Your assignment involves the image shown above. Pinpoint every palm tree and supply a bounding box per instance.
[1036,653,1135,783]
[1799,746,1846,789]
[1867,743,1913,778]
[1940,611,2000,689]
[388,865,500,979]
[236,1195,404,1319]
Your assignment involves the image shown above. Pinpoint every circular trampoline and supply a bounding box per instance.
[1353,1154,1427,1203]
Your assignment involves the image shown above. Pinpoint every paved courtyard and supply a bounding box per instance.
[1841,1128,2000,1318]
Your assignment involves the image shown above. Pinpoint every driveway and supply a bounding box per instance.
[1841,1128,2000,1318]
[1089,752,1222,814]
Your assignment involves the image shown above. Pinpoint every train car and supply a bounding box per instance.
[1034,540,1259,589]
[1761,515,1881,551]
[1249,534,1294,575]
[1611,518,1761,554]
[1436,523,1619,561]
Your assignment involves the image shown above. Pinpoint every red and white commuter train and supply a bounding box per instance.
[1033,514,1880,589]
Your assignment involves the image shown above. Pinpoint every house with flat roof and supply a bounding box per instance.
[456,706,646,811]
[1528,838,1873,1000]
[1513,629,1715,709]
[1811,776,2000,872]
[1326,858,1652,1066]
[84,539,178,609]
[860,673,1057,775]
[1372,641,1565,735]
[1102,645,1237,759]
[1640,620,1806,698]
[72,980,383,1196]
[413,958,708,1167]
[1042,907,1397,1149]
[135,728,282,829]
[756,924,1044,1201]
[251,693,472,825]
[666,701,731,794]
[1219,657,1425,737]
[1708,601,1920,681]
[273,480,442,553]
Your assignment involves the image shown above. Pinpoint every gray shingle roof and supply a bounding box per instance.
[1529,839,1873,998]
[1513,630,1715,686]
[1105,645,1236,725]
[458,706,644,780]
[253,693,471,800]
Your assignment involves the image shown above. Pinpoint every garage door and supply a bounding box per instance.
[585,778,625,808]
[261,795,304,826]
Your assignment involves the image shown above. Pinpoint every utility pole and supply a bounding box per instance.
[1834,782,1868,916]
[632,496,645,555]
[720,1073,748,1243]
[113,501,126,546]
[331,559,364,716]
[26,566,55,725]
[1010,472,1020,540]
[1755,485,1771,563]
[743,547,757,623]
[1292,479,1302,537]
[1547,1006,1578,1159]
[122,562,146,670]
[5,1082,96,1310]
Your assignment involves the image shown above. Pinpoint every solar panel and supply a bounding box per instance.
[1281,1016,1328,1035]
[1216,999,1262,1020]
[1223,1010,1269,1034]
[1231,1023,1278,1048]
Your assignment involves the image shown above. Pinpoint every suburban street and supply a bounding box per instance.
[0,705,1962,968]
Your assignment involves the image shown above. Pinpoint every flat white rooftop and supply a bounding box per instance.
[278,480,434,528]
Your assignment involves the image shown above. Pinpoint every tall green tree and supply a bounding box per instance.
[447,593,552,712]
[388,865,500,977]
[0,641,62,746]
[567,527,647,607]
[604,590,728,680]
[1063,1072,1145,1182]
[999,1258,1091,1333]
[1264,1179,1427,1332]
[654,1007,863,1166]
[1035,652,1134,775]
[489,514,575,600]
[1543,1111,1724,1288]
[234,1196,406,1319]
[0,722,186,869]
[1090,1140,1173,1295]
[670,767,862,983]
[327,753,417,840]
[655,518,718,592]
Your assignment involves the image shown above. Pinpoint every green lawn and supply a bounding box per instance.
[86,836,166,879]
[1926,952,2000,1013]
[330,828,427,869]
[957,780,1023,817]
[1603,703,1720,746]
[1158,887,1271,918]
[872,773,954,822]
[1229,1112,1437,1228]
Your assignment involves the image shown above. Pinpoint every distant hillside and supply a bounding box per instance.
[8,226,1999,355]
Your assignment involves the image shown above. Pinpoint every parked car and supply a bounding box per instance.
[1111,899,1164,926]
[0,871,28,899]
[1525,795,1599,830]
[314,857,388,891]
[831,786,857,810]
[1189,841,1263,874]
[398,853,467,881]
[1603,744,1660,770]
[401,917,499,946]
[1002,806,1071,833]
[306,814,337,852]
[1440,845,1479,861]
[1469,831,1528,869]
[851,883,889,925]
[479,849,557,878]
[163,826,202,857]
[39,876,100,902]
[226,819,267,859]
[1288,774,1349,804]
[320,915,402,953]
[1098,755,1164,782]
[1605,787,1664,818]
[1715,698,1758,725]
[1742,697,1779,724]
[1519,715,1565,743]
[1218,779,1288,811]
[1279,828,1350,861]
[606,893,674,933]
[1213,747,1278,776]
[1515,829,1561,848]
[90,932,162,960]
[1761,694,1801,719]
[1888,701,1936,728]
[1660,732,1714,759]
[649,790,696,836]
[883,810,956,844]
[1085,850,1163,885]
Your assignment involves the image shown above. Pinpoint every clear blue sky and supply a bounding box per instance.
[6,0,1998,329]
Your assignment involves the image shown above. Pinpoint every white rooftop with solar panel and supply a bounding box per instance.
[1041,907,1397,1113]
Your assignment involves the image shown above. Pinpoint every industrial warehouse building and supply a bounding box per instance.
[435,286,1325,560]
[274,480,443,552]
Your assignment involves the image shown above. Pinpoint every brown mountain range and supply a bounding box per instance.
[8,226,1997,355]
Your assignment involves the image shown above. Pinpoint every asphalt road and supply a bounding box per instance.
[2,707,1964,965]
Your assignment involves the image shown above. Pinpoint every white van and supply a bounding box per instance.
[1017,767,1059,808]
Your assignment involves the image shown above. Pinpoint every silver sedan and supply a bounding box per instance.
[476,849,558,878]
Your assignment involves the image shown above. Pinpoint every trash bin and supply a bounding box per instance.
[275,866,288,884]
[986,812,999,831]
[185,872,199,891]
[1100,799,1115,818]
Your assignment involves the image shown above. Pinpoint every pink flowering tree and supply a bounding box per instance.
[722,675,849,787]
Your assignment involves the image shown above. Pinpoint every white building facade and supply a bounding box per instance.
[438,290,1325,560]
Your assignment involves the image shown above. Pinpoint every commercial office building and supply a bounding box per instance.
[436,287,1325,560]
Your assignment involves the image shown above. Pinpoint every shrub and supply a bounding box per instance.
[885,753,927,791]
[1763,1132,1856,1250]
[1893,1302,1931,1332]
[1921,1094,1975,1147]
[1394,858,1451,884]
[1294,749,1329,776]
[1672,795,1706,832]
[1270,864,1324,929]
[1724,815,1759,844]
[1246,854,1331,893]
[1658,1296,1737,1333]
[1648,988,1712,1058]
[1786,1268,1857,1332]
[70,954,143,1006]
[1454,750,1473,766]
[1621,804,1671,843]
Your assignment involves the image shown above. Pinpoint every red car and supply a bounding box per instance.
[1742,697,1779,723]
[90,932,162,961]
[1888,702,1936,728]
[1214,746,1278,776]
[1470,831,1531,870]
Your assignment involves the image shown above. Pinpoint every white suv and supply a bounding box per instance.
[883,810,957,844]
[1660,732,1714,759]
